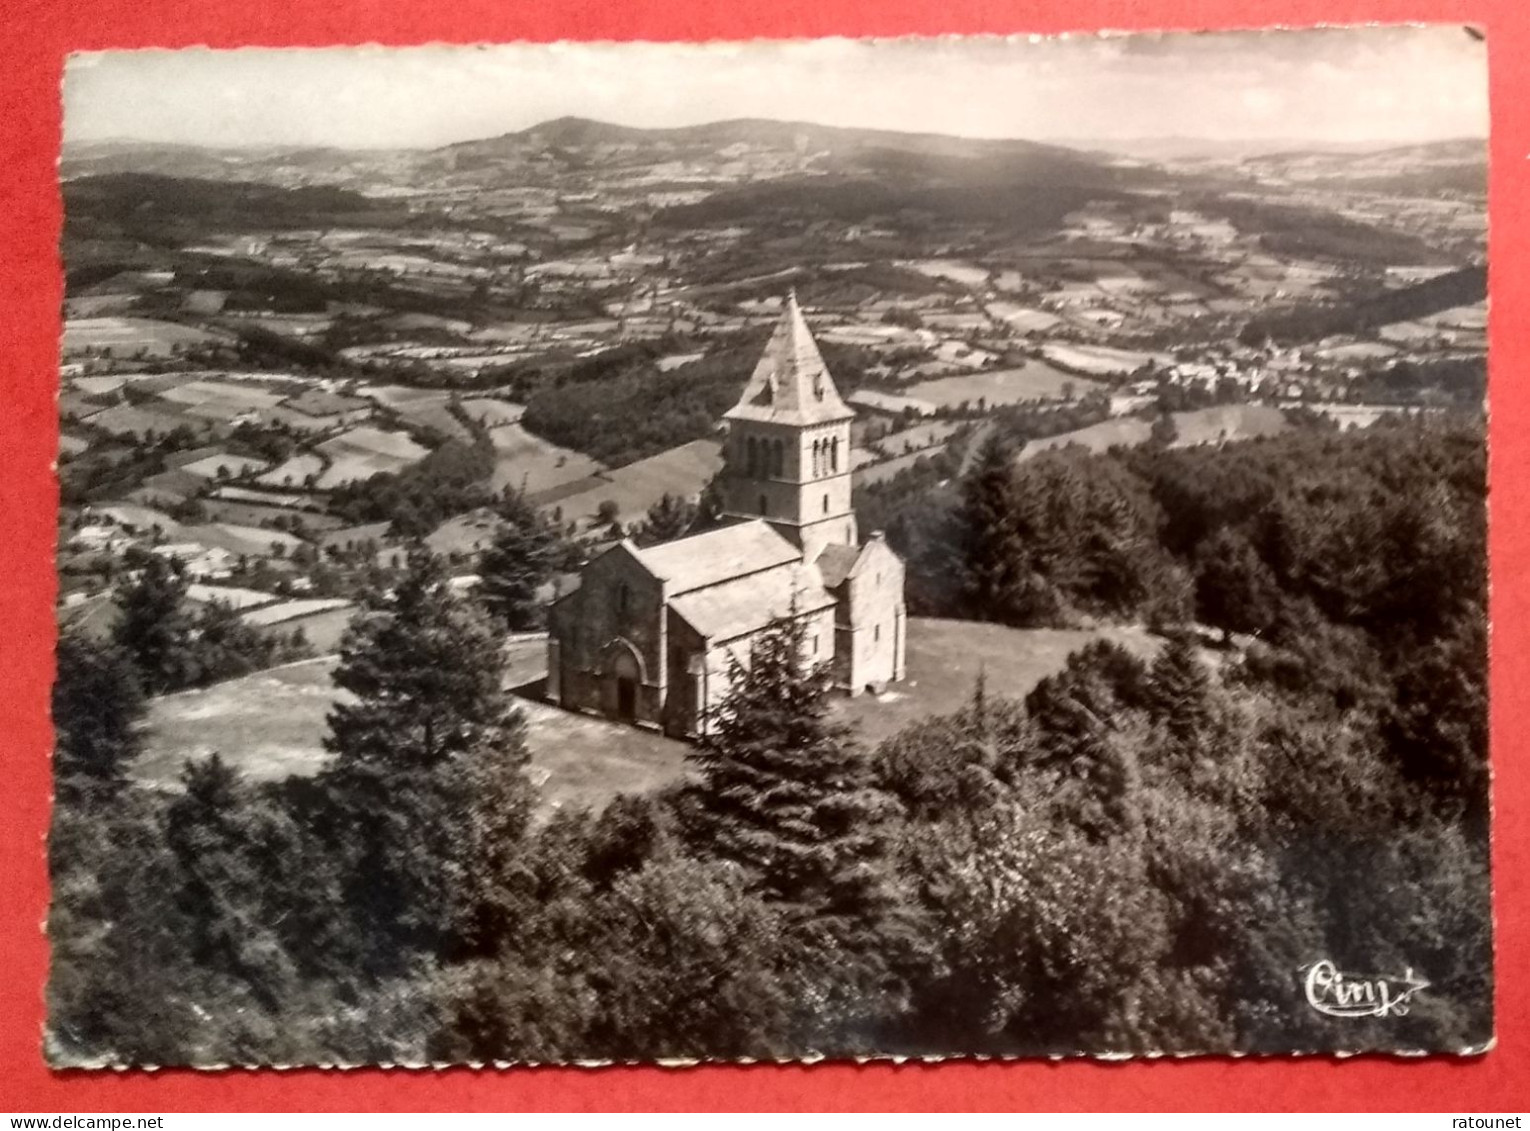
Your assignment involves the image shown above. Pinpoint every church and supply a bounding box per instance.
[546,293,907,738]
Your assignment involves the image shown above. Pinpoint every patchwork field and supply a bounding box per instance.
[158,379,287,418]
[316,426,431,487]
[489,423,605,497]
[905,363,1106,409]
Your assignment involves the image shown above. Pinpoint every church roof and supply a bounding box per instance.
[814,543,864,590]
[632,518,801,596]
[724,292,855,427]
[670,561,835,644]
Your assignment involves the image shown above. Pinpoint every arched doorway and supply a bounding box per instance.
[609,644,642,721]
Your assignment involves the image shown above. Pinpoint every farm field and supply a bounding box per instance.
[489,423,605,496]
[391,395,472,442]
[185,522,307,558]
[89,404,212,439]
[185,584,278,611]
[315,426,431,487]
[425,508,501,558]
[1040,342,1169,376]
[1021,417,1153,459]
[203,498,342,532]
[545,439,723,528]
[158,379,287,418]
[180,453,271,480]
[241,597,352,627]
[985,303,1063,333]
[354,383,453,409]
[1171,404,1288,446]
[460,397,527,427]
[1022,404,1289,461]
[901,258,990,287]
[257,453,326,488]
[1314,341,1398,362]
[284,388,371,417]
[854,447,950,488]
[62,317,231,358]
[904,362,1106,409]
[873,420,966,458]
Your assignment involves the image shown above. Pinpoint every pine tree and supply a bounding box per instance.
[685,614,899,935]
[1194,526,1279,640]
[53,630,144,802]
[477,494,560,631]
[110,554,193,693]
[960,435,1033,622]
[1146,630,1213,747]
[323,545,533,967]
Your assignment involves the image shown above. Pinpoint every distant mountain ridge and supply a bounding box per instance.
[439,115,1094,162]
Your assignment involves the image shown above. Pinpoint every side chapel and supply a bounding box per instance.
[546,292,907,737]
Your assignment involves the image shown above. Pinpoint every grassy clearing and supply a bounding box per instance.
[137,641,691,814]
[832,617,1160,750]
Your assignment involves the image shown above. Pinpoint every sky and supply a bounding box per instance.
[62,26,1488,150]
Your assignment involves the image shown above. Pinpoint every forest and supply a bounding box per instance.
[47,417,1490,1064]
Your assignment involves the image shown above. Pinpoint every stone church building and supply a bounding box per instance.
[546,293,907,738]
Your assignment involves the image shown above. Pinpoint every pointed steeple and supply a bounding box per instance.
[725,291,854,426]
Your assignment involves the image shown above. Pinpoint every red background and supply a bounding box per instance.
[3,0,1526,1112]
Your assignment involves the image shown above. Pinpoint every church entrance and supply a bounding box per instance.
[609,644,642,722]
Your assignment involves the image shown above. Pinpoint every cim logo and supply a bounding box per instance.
[1304,960,1430,1020]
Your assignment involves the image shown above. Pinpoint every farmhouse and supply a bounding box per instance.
[547,293,907,738]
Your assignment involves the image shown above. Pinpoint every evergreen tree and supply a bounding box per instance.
[110,554,193,693]
[1146,631,1213,747]
[162,754,295,1012]
[323,545,533,968]
[477,494,560,631]
[959,435,1039,623]
[685,613,900,934]
[52,630,144,802]
[1194,526,1279,640]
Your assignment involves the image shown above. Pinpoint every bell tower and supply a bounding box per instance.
[721,291,858,562]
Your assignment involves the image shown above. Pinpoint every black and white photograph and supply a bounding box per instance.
[48,27,1491,1067]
